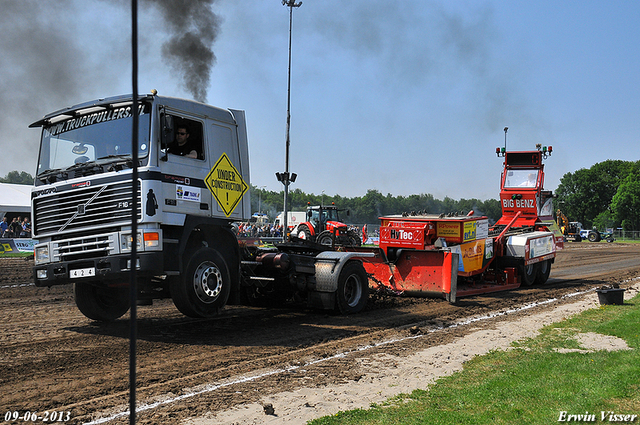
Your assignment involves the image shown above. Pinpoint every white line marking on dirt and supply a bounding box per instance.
[0,282,34,289]
[81,287,599,425]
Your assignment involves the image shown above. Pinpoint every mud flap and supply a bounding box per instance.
[445,252,459,303]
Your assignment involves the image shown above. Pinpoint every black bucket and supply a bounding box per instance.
[596,288,625,305]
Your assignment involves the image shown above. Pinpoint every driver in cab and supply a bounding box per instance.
[167,125,198,159]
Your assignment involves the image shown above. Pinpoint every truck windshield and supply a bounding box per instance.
[36,103,151,178]
[504,169,539,188]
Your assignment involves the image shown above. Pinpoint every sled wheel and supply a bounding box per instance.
[335,261,369,314]
[74,283,130,322]
[519,262,537,286]
[171,247,231,318]
[535,259,551,285]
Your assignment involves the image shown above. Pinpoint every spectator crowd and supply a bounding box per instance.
[1,216,31,238]
[234,222,284,238]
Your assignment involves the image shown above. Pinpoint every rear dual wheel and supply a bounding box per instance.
[335,262,369,314]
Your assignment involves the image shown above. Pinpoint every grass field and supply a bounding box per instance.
[0,251,33,258]
[310,293,640,425]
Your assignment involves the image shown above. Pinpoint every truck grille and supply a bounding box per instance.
[53,233,118,262]
[33,181,141,237]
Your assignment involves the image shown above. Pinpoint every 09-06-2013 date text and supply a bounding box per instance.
[4,411,72,422]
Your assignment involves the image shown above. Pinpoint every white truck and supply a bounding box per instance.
[274,211,306,230]
[31,94,370,321]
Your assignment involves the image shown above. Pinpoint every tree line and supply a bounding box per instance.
[3,159,638,230]
[253,187,502,225]
[0,171,34,185]
[555,159,640,231]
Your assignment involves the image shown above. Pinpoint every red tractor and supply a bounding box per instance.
[294,203,362,246]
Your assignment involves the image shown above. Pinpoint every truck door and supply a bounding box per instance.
[159,112,213,219]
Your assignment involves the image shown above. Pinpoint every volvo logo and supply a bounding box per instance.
[77,205,86,215]
[32,187,57,198]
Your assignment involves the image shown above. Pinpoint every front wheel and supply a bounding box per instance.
[347,230,362,246]
[316,230,335,246]
[171,247,231,318]
[74,283,130,321]
[519,262,537,286]
[335,261,369,314]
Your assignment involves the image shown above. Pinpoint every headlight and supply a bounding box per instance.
[121,233,142,252]
[121,231,161,252]
[35,246,50,264]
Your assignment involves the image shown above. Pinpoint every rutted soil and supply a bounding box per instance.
[1,243,640,424]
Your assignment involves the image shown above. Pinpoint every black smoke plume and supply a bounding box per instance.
[143,0,221,103]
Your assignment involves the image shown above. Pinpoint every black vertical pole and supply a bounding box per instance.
[281,0,301,241]
[130,0,139,423]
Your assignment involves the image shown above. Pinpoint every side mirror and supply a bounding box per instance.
[160,112,173,161]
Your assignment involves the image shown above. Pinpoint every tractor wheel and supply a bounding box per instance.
[335,261,369,314]
[297,224,313,241]
[535,259,551,285]
[347,231,362,246]
[606,236,614,243]
[519,262,537,286]
[73,283,130,322]
[573,234,582,242]
[316,230,334,246]
[588,231,601,242]
[171,247,231,318]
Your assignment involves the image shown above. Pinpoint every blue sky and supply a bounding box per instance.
[1,0,638,201]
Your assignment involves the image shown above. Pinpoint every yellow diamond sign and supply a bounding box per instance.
[205,153,248,217]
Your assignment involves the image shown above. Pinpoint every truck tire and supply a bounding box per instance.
[297,224,312,241]
[519,262,537,286]
[588,231,601,242]
[335,261,369,314]
[73,283,130,322]
[535,259,551,285]
[171,247,231,318]
[317,230,334,246]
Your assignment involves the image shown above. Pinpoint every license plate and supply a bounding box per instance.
[70,268,96,278]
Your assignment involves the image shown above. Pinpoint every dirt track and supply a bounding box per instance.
[1,243,640,424]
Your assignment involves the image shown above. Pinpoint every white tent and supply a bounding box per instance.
[0,183,32,215]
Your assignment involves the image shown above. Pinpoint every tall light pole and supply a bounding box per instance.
[276,0,301,241]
